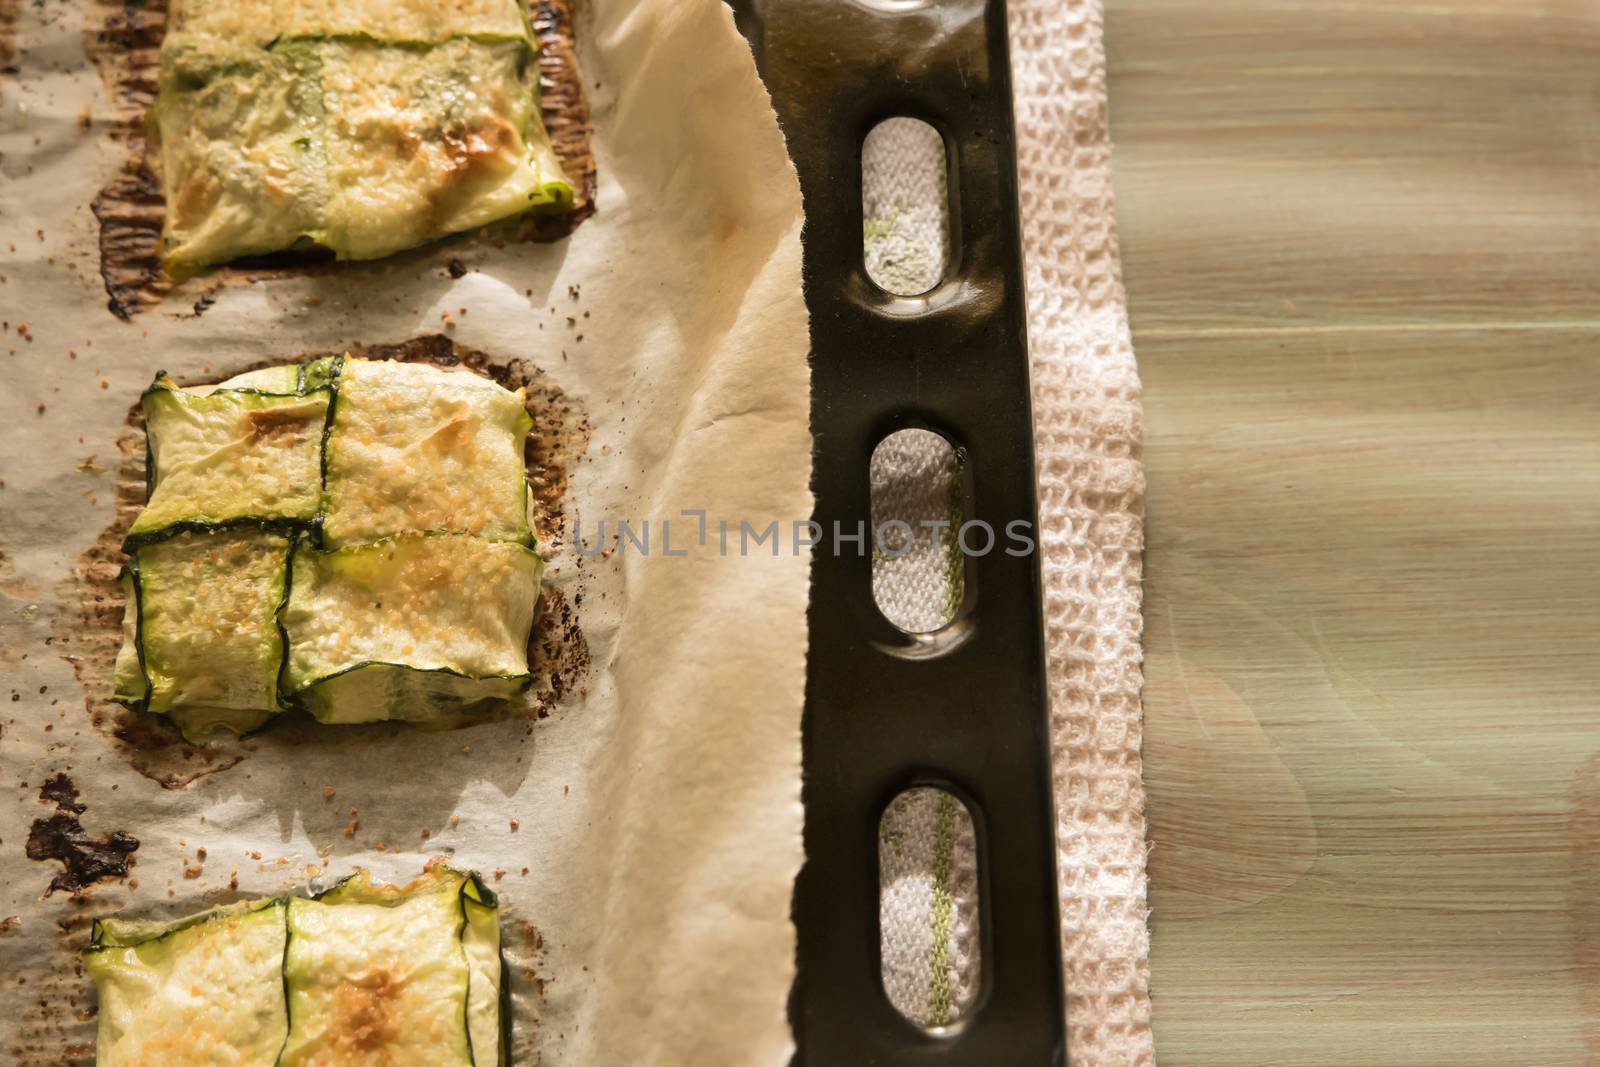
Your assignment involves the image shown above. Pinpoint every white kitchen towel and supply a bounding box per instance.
[867,1,1152,1062]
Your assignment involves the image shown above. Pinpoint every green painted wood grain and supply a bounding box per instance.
[1107,1,1600,1063]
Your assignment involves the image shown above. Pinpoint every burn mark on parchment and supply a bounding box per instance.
[25,774,140,896]
[85,0,597,318]
[84,0,166,318]
[54,335,591,789]
[518,0,598,242]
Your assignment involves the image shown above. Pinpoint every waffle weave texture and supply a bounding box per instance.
[1008,0,1152,1061]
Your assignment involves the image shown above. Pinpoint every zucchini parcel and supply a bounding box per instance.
[113,357,543,739]
[85,866,505,1067]
[151,0,572,275]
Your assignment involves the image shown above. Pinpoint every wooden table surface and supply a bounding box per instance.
[1105,1,1600,1063]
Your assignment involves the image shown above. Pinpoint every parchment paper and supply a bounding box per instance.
[0,0,812,1062]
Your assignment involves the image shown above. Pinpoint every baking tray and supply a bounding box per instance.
[730,1,1068,1063]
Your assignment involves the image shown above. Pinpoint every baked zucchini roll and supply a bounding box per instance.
[85,867,505,1067]
[84,898,290,1067]
[113,529,292,743]
[127,370,330,546]
[322,357,534,548]
[282,533,543,724]
[151,0,571,274]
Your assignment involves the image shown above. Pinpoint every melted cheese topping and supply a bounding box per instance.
[86,902,289,1067]
[282,533,541,723]
[136,531,289,717]
[280,881,474,1067]
[322,358,532,547]
[132,383,328,538]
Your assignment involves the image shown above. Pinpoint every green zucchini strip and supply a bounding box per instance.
[320,357,535,548]
[298,354,344,395]
[112,565,150,709]
[461,873,507,1067]
[151,38,330,278]
[280,532,543,724]
[280,867,484,1067]
[113,529,293,742]
[208,362,302,394]
[128,372,331,547]
[84,898,289,1067]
